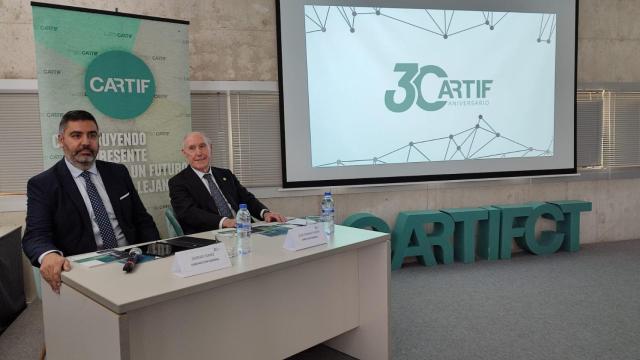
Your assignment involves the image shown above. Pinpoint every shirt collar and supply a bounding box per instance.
[65,158,98,178]
[190,166,212,179]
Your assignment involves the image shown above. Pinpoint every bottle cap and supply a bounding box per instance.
[239,203,247,209]
[324,191,331,196]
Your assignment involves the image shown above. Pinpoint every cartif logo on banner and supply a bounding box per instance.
[385,64,493,113]
[85,50,156,119]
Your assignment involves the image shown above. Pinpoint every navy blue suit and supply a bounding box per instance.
[168,167,268,235]
[22,159,160,267]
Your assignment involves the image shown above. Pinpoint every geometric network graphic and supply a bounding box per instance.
[306,6,556,167]
[317,115,553,167]
[305,6,556,44]
[537,13,556,43]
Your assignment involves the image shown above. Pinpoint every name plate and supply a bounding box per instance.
[283,223,327,251]
[172,243,231,277]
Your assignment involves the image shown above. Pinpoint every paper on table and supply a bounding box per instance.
[285,218,308,226]
[73,251,127,268]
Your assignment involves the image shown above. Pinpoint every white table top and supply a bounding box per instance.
[62,224,389,314]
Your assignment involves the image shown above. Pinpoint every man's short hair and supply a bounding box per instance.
[58,110,98,134]
[182,131,211,149]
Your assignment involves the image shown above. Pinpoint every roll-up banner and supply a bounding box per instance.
[32,2,191,237]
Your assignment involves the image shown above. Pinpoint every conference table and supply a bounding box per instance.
[41,224,390,360]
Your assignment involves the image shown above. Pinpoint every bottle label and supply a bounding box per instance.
[237,223,251,232]
[321,208,334,216]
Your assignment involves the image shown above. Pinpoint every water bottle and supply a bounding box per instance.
[320,192,335,237]
[236,203,252,255]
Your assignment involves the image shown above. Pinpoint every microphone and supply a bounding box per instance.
[123,247,143,273]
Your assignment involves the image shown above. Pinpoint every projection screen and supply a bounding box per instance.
[277,0,577,187]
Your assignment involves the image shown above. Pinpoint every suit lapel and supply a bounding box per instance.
[186,167,216,211]
[55,160,92,229]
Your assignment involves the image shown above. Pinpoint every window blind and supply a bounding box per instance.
[191,92,230,169]
[229,92,282,187]
[603,92,640,167]
[576,91,603,168]
[0,93,43,193]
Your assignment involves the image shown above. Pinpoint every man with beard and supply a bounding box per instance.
[22,110,159,293]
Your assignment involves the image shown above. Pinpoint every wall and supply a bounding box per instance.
[2,0,640,249]
[577,0,640,83]
[260,176,640,246]
[0,0,278,80]
[3,0,637,83]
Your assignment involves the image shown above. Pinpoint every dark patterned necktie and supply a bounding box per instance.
[80,171,118,249]
[203,173,233,218]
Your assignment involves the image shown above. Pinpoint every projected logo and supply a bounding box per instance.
[85,50,156,120]
[385,64,492,112]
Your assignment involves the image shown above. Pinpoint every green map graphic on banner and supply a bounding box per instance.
[33,4,191,237]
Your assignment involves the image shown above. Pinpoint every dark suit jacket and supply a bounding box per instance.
[169,166,268,234]
[22,159,160,267]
